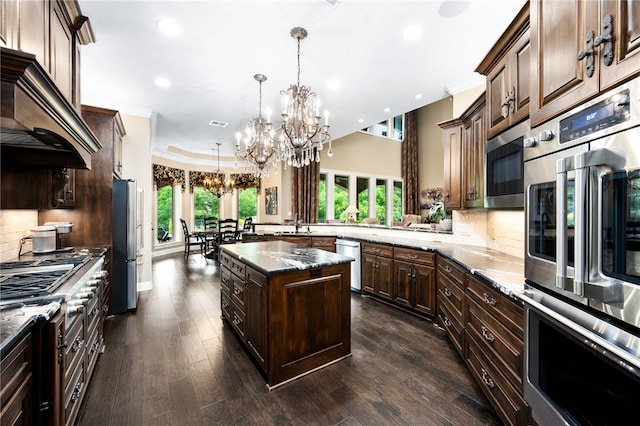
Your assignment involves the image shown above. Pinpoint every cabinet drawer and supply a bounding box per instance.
[361,243,393,257]
[466,332,528,426]
[467,297,523,389]
[231,275,246,309]
[437,256,465,289]
[466,275,523,335]
[311,237,336,252]
[279,236,311,246]
[437,272,465,317]
[242,234,266,242]
[0,332,31,409]
[220,251,232,269]
[221,292,231,321]
[64,359,85,426]
[394,247,435,266]
[231,302,246,340]
[438,298,464,356]
[64,315,85,378]
[230,257,246,278]
[220,267,231,293]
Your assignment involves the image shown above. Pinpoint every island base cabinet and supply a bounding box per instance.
[268,265,351,387]
[246,267,267,371]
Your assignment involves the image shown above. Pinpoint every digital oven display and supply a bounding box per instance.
[571,103,614,131]
[559,89,630,144]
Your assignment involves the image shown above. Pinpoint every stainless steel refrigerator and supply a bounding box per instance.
[112,179,137,313]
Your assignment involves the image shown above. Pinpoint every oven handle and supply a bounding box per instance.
[574,148,625,299]
[520,292,640,376]
[555,155,574,290]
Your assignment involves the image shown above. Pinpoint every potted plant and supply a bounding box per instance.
[428,201,445,224]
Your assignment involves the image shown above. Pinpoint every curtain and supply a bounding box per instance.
[152,164,185,192]
[230,173,261,190]
[291,155,320,223]
[402,109,419,215]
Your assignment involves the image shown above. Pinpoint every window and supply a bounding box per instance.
[376,179,387,224]
[238,187,257,226]
[334,175,349,222]
[193,187,219,230]
[156,185,174,243]
[319,173,327,222]
[319,171,401,225]
[361,114,404,141]
[357,177,369,219]
[393,181,403,222]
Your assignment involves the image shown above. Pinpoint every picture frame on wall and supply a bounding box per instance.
[265,186,278,215]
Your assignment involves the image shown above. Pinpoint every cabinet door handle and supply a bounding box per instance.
[233,287,241,295]
[481,325,496,343]
[443,316,452,328]
[444,287,452,297]
[483,292,497,307]
[577,29,596,78]
[593,14,614,67]
[481,368,495,389]
[407,254,418,260]
[445,265,452,273]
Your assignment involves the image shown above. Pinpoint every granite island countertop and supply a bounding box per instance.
[0,301,61,357]
[220,240,354,276]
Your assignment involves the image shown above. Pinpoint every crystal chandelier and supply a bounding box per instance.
[235,74,279,178]
[279,27,332,168]
[204,142,234,198]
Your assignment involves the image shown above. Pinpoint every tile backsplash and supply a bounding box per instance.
[0,210,38,261]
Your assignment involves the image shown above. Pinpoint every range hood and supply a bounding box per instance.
[1,47,101,169]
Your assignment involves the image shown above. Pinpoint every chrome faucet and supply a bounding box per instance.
[294,213,300,233]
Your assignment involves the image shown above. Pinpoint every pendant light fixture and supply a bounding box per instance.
[204,142,234,198]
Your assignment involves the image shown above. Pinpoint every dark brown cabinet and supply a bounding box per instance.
[465,274,527,426]
[361,243,394,301]
[461,98,486,208]
[393,248,436,315]
[439,95,487,210]
[436,256,466,357]
[245,267,267,370]
[311,236,337,252]
[476,3,530,139]
[0,333,32,426]
[530,0,640,126]
[440,121,463,210]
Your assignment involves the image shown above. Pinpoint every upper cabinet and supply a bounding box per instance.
[439,94,486,210]
[530,0,640,126]
[476,2,530,140]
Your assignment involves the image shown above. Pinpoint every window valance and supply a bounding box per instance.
[231,174,260,190]
[153,164,185,192]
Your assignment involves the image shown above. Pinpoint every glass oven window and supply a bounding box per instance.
[536,318,640,425]
[529,181,575,265]
[601,169,640,284]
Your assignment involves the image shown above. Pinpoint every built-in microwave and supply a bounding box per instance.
[484,120,527,209]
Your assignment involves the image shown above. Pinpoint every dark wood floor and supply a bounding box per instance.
[77,253,502,426]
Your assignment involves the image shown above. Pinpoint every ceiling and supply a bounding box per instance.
[78,0,527,167]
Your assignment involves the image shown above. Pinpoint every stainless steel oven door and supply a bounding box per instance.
[525,144,587,305]
[521,288,640,425]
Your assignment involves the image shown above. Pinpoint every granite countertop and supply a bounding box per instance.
[245,230,525,300]
[0,301,61,357]
[220,240,354,276]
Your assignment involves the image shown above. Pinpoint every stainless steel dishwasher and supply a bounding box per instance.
[335,239,361,292]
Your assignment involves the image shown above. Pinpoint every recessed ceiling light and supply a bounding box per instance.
[383,107,391,113]
[415,93,424,100]
[402,25,423,41]
[155,77,171,88]
[156,19,180,36]
[358,118,364,123]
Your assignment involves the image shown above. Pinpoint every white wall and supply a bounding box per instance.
[120,112,153,291]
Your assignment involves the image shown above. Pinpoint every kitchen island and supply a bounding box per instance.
[219,241,353,389]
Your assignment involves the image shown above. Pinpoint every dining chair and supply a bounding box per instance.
[180,218,204,257]
[211,218,238,260]
[203,216,218,253]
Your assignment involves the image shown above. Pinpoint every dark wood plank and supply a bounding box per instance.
[77,253,502,426]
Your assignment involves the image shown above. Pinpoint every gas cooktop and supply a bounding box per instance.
[0,256,90,301]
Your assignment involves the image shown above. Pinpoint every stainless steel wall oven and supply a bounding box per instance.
[522,78,640,425]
